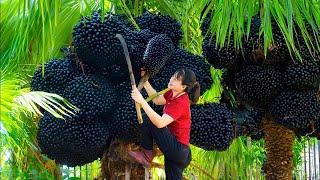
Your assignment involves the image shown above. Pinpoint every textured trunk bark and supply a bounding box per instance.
[98,141,146,180]
[263,117,295,180]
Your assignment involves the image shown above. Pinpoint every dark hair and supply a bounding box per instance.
[173,68,201,104]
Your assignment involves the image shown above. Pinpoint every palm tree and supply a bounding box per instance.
[0,0,92,178]
[117,1,319,179]
[0,65,78,178]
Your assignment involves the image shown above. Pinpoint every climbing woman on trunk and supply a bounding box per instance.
[129,68,200,180]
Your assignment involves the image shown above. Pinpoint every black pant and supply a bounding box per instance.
[140,116,192,180]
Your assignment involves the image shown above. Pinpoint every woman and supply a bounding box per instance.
[129,68,200,179]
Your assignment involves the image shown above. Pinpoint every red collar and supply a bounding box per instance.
[169,91,186,100]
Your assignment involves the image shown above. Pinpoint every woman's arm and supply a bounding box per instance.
[143,81,166,105]
[131,87,173,128]
[140,100,174,128]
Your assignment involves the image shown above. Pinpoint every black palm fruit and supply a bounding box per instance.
[235,65,283,108]
[63,74,117,121]
[72,11,135,70]
[269,90,320,134]
[234,106,264,140]
[37,113,112,167]
[242,17,291,66]
[283,60,320,90]
[136,11,182,46]
[190,103,234,151]
[150,48,213,95]
[203,35,240,69]
[142,34,175,78]
[31,59,78,95]
[110,82,142,143]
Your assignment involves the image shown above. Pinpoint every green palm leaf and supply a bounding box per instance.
[0,64,78,178]
[15,91,79,119]
[203,0,320,59]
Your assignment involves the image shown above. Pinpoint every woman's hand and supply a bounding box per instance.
[131,87,145,104]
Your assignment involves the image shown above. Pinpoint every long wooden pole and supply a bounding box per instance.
[116,34,143,124]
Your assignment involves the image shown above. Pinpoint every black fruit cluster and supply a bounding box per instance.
[202,35,240,69]
[201,13,320,140]
[37,113,112,167]
[150,48,213,95]
[234,106,264,140]
[136,11,183,46]
[62,75,116,120]
[73,12,128,68]
[235,65,283,108]
[190,103,234,151]
[31,59,78,95]
[143,34,175,78]
[283,61,320,90]
[269,90,320,134]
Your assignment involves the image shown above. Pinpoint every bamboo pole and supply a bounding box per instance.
[125,164,131,180]
[144,168,150,180]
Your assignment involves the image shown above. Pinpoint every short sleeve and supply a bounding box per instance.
[164,101,183,121]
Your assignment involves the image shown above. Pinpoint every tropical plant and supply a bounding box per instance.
[0,65,79,179]
[1,0,319,179]
[0,0,88,178]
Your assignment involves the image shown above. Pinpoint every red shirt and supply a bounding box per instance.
[163,90,191,146]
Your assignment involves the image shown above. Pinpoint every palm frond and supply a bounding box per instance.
[203,0,320,59]
[0,0,100,71]
[15,91,79,119]
[198,66,223,104]
[0,64,79,178]
[117,0,141,29]
[188,138,265,179]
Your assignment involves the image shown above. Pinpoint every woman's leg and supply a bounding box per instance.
[140,117,192,178]
[164,148,192,180]
[139,117,154,150]
[165,158,184,180]
[142,117,182,160]
[127,117,155,167]
[143,118,192,161]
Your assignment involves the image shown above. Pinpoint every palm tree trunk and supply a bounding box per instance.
[98,141,146,180]
[262,117,295,180]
